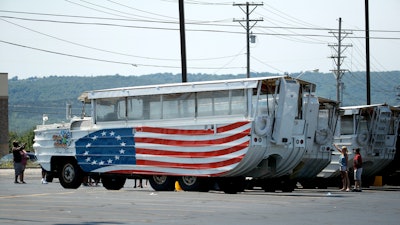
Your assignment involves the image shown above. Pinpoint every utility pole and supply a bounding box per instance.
[179,0,187,82]
[233,2,263,78]
[397,85,400,102]
[329,18,352,106]
[365,0,371,104]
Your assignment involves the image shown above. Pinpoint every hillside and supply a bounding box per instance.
[8,71,400,133]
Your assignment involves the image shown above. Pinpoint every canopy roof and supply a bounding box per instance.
[78,75,317,102]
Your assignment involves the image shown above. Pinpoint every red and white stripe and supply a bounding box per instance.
[93,121,251,176]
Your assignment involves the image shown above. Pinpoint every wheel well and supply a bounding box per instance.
[49,156,78,175]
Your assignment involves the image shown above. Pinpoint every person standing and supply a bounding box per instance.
[20,149,28,183]
[134,178,143,188]
[334,144,350,191]
[41,167,48,184]
[352,148,363,192]
[12,141,24,184]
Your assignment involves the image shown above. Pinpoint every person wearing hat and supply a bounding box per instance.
[352,148,363,192]
[333,144,350,191]
[12,141,25,184]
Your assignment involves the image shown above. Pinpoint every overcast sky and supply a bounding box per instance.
[1,0,399,79]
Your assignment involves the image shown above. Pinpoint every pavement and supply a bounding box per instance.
[1,168,400,225]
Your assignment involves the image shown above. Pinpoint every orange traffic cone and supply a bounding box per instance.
[175,181,183,191]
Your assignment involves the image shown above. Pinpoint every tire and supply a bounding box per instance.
[178,176,211,192]
[59,161,83,189]
[254,115,272,137]
[263,182,277,192]
[101,176,126,190]
[315,128,333,145]
[149,175,175,191]
[281,181,295,192]
[217,177,246,194]
[357,131,370,146]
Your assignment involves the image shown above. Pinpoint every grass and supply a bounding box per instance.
[0,161,40,169]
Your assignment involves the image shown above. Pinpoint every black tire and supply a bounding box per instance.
[149,175,175,191]
[101,176,126,190]
[178,176,211,192]
[59,161,82,189]
[263,183,276,192]
[217,177,246,194]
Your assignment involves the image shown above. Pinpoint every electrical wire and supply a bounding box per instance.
[1,18,241,62]
[0,39,244,70]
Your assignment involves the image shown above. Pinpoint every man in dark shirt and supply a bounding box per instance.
[12,141,24,184]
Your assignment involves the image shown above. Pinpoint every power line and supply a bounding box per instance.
[2,14,399,41]
[0,39,244,70]
[0,39,138,66]
[1,18,241,62]
[3,10,400,33]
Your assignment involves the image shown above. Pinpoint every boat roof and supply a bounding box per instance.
[78,75,314,102]
[340,103,386,110]
[339,103,400,115]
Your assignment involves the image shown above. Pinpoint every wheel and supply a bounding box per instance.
[59,161,83,189]
[217,177,246,194]
[178,176,211,192]
[149,175,175,191]
[281,183,295,192]
[280,179,295,192]
[101,176,126,190]
[263,183,276,192]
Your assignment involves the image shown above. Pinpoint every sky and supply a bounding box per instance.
[1,0,400,79]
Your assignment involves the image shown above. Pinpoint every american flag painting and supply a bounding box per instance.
[76,128,136,172]
[75,121,251,176]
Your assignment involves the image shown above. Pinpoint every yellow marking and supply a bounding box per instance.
[0,191,75,199]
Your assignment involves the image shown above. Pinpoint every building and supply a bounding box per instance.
[0,73,8,156]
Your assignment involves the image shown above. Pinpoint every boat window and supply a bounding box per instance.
[230,89,246,115]
[162,93,195,119]
[198,91,227,117]
[253,81,278,116]
[96,98,125,122]
[197,90,245,117]
[96,88,249,122]
[340,116,354,135]
[388,118,396,135]
[129,95,161,120]
[317,109,329,130]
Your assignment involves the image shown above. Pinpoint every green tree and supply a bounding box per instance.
[8,128,35,152]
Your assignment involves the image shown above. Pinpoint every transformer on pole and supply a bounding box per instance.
[329,18,352,106]
[233,2,263,78]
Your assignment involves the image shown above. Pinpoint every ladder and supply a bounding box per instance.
[369,106,391,156]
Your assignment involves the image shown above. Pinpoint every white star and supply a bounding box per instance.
[91,135,98,141]
[101,131,107,136]
[115,155,120,160]
[86,143,91,148]
[110,131,115,136]
[119,149,125,154]
[120,142,126,147]
[83,151,89,156]
[91,160,97,165]
[99,160,104,165]
[85,157,91,162]
[107,159,113,164]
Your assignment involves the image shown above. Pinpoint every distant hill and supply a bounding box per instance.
[8,71,400,133]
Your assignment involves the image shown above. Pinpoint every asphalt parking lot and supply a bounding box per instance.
[1,168,399,225]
